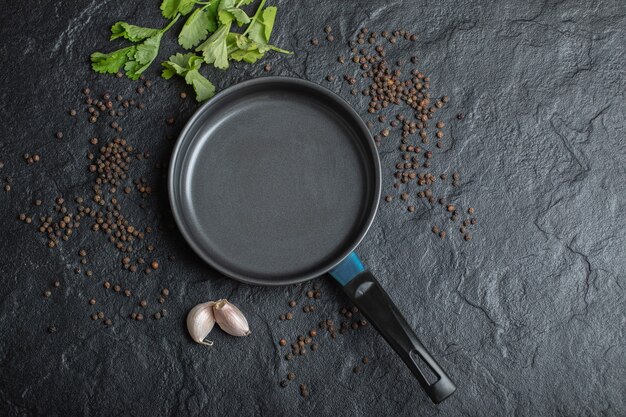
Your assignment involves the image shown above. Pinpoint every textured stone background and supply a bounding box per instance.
[1,0,625,416]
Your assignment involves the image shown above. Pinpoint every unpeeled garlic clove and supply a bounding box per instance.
[186,301,216,346]
[213,299,251,337]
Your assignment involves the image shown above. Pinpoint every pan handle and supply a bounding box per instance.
[330,252,456,404]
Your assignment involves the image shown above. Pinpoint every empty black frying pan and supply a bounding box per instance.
[169,77,456,403]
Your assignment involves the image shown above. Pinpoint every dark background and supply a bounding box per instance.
[1,0,625,416]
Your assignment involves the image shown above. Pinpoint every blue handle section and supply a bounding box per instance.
[329,252,365,286]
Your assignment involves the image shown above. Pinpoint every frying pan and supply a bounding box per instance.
[169,77,456,403]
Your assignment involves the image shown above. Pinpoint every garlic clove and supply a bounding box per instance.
[213,299,251,337]
[186,301,216,346]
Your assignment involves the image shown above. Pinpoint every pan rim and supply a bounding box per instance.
[168,76,381,286]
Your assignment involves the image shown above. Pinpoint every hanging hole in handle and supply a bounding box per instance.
[409,349,440,385]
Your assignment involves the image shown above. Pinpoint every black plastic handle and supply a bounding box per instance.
[343,271,456,404]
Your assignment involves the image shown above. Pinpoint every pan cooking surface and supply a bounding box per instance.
[169,78,380,284]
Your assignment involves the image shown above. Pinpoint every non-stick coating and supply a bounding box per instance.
[169,77,380,285]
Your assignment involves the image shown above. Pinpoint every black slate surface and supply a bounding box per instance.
[1,0,625,416]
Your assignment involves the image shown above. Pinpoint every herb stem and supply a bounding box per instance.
[162,13,181,33]
[242,0,266,36]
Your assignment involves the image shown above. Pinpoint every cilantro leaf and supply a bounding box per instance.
[246,6,277,44]
[123,60,143,80]
[161,53,192,78]
[134,33,164,64]
[238,2,291,60]
[218,8,250,26]
[205,0,221,32]
[110,22,161,42]
[124,33,164,80]
[179,8,212,49]
[230,48,264,63]
[196,24,230,69]
[185,70,216,101]
[217,0,250,27]
[237,0,255,5]
[218,0,235,10]
[91,46,136,74]
[161,53,215,101]
[160,0,195,19]
[226,33,290,63]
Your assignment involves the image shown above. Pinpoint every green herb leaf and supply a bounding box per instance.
[218,0,235,10]
[230,48,264,63]
[110,22,161,42]
[226,33,290,63]
[124,33,164,80]
[178,8,212,49]
[237,0,255,5]
[196,24,230,69]
[217,0,250,27]
[185,70,216,101]
[160,0,195,19]
[205,0,221,32]
[161,53,215,101]
[123,60,143,80]
[134,33,164,64]
[90,46,136,74]
[246,6,277,44]
[218,8,250,26]
[161,53,192,78]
